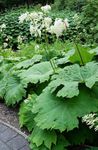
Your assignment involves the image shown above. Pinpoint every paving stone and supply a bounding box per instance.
[0,123,8,133]
[20,145,30,150]
[7,135,28,150]
[0,140,11,150]
[0,128,17,142]
[0,122,30,150]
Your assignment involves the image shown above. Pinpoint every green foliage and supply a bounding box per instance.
[16,43,98,149]
[4,75,26,105]
[49,64,81,98]
[15,55,42,69]
[53,0,87,11]
[33,86,98,132]
[0,66,26,105]
[1,42,98,149]
[19,94,37,131]
[30,126,57,149]
[29,134,69,150]
[49,62,98,98]
[18,61,53,84]
[81,0,98,43]
[0,8,32,49]
[1,4,98,148]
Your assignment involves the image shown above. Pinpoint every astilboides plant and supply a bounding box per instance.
[17,4,98,150]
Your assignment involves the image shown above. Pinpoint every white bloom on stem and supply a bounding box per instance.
[24,99,29,104]
[37,29,41,37]
[95,125,98,131]
[29,12,39,20]
[43,17,52,29]
[64,18,69,28]
[0,23,6,32]
[30,24,35,35]
[1,23,6,29]
[35,44,40,51]
[38,12,44,20]
[41,4,51,13]
[19,12,29,23]
[17,35,23,44]
[30,24,41,37]
[5,38,9,42]
[73,14,79,21]
[82,113,98,131]
[3,42,8,48]
[49,18,68,38]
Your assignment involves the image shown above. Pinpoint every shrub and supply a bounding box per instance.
[81,0,98,43]
[53,0,87,11]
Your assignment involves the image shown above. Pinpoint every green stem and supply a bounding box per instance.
[74,40,84,66]
[44,47,56,73]
[45,33,56,73]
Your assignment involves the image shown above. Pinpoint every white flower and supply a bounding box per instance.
[49,18,67,38]
[35,44,40,50]
[95,125,98,131]
[41,4,51,13]
[1,23,6,29]
[29,12,39,20]
[17,35,23,43]
[64,18,69,28]
[0,23,6,32]
[37,29,41,37]
[5,38,9,42]
[30,24,41,37]
[30,24,35,35]
[19,12,29,23]
[3,42,8,48]
[82,113,98,131]
[73,14,79,21]
[43,17,52,29]
[24,99,29,104]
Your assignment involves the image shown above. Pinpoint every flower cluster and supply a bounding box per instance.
[41,4,51,13]
[17,35,23,44]
[19,12,29,23]
[82,113,98,131]
[0,23,6,32]
[18,5,69,39]
[49,18,69,38]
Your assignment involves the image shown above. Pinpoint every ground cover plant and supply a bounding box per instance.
[1,1,98,150]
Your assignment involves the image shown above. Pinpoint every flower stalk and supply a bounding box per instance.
[45,33,56,73]
[74,40,84,66]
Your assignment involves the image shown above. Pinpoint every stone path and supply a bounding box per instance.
[0,120,30,150]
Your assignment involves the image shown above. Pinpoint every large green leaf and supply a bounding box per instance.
[56,49,75,65]
[33,87,98,132]
[15,55,42,69]
[29,133,69,150]
[89,47,98,55]
[0,78,6,98]
[30,143,48,150]
[48,64,83,98]
[81,62,98,88]
[69,45,94,64]
[4,76,26,105]
[52,135,69,150]
[29,126,57,149]
[19,94,37,132]
[19,61,53,84]
[49,62,98,98]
